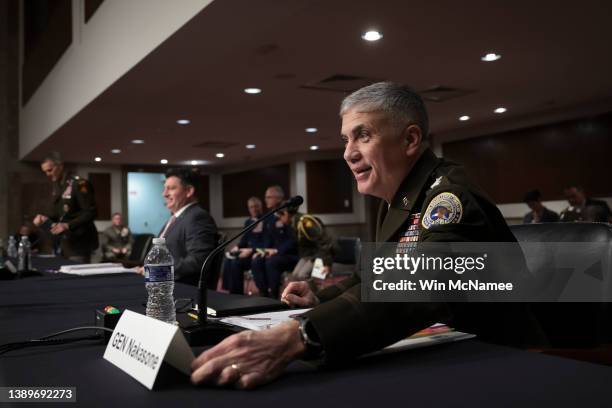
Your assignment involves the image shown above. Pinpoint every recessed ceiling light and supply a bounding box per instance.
[494,107,507,114]
[94,157,102,162]
[191,160,198,165]
[305,127,318,133]
[215,153,225,158]
[481,53,501,62]
[177,119,191,125]
[160,159,168,164]
[310,145,319,151]
[131,139,145,144]
[111,149,121,154]
[244,88,262,94]
[245,144,256,149]
[459,115,470,121]
[362,30,383,42]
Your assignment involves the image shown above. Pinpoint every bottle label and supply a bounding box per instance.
[144,265,173,282]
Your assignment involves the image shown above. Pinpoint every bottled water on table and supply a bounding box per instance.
[7,236,17,258]
[17,236,32,272]
[144,237,176,323]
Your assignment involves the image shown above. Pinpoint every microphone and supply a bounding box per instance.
[194,196,304,324]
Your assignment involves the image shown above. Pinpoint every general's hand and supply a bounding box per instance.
[136,266,144,276]
[50,222,69,235]
[281,281,320,308]
[112,248,121,254]
[33,214,48,227]
[191,320,305,389]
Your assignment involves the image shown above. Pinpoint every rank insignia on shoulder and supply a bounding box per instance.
[430,176,443,189]
[422,192,463,230]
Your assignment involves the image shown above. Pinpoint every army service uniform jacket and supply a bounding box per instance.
[303,149,542,363]
[102,225,133,260]
[48,175,99,257]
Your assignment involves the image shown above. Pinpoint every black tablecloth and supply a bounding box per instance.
[1,273,612,407]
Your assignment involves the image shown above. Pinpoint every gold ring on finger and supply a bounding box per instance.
[230,363,242,377]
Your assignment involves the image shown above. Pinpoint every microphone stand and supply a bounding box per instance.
[182,197,303,346]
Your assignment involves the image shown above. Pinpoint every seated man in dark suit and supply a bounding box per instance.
[152,168,218,286]
[522,190,559,224]
[223,197,268,294]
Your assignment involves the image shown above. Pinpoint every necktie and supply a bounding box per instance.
[159,215,176,238]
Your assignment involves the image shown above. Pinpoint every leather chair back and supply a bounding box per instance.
[510,222,612,346]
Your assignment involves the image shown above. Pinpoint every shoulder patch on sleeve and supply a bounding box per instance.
[422,192,463,230]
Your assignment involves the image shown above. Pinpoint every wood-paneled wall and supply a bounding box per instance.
[306,159,353,214]
[22,0,72,104]
[222,164,290,217]
[89,172,111,220]
[442,112,612,203]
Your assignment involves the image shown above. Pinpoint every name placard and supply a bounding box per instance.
[103,310,194,390]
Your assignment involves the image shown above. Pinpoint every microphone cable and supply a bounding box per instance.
[0,326,114,356]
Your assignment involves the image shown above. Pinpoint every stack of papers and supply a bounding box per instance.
[219,309,311,331]
[219,309,475,353]
[59,263,137,276]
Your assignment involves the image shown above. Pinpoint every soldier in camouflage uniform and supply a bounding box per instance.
[102,212,133,261]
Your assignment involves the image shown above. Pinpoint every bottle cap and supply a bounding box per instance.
[152,237,166,245]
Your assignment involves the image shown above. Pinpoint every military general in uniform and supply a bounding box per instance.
[190,82,542,389]
[33,153,99,263]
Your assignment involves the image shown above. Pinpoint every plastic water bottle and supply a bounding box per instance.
[7,236,17,258]
[17,236,31,272]
[144,238,176,323]
[23,236,32,271]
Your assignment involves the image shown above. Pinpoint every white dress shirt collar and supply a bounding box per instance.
[174,201,197,218]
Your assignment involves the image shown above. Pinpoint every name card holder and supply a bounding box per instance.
[103,310,194,390]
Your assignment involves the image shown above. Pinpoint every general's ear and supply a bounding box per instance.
[403,124,423,157]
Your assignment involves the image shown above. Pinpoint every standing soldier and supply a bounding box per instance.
[33,152,99,263]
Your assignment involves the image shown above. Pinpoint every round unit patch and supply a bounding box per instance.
[421,192,463,230]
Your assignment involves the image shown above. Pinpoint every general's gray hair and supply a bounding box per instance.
[339,82,429,140]
[266,185,285,198]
